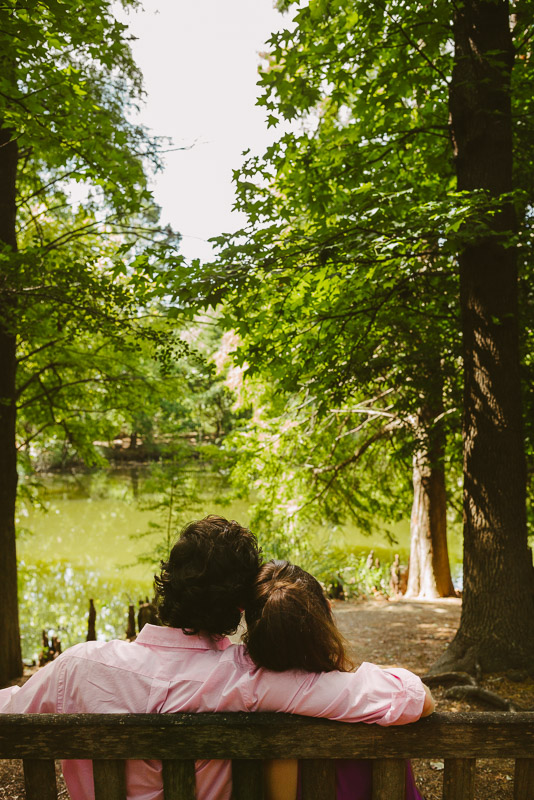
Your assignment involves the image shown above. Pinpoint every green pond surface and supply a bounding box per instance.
[16,466,463,660]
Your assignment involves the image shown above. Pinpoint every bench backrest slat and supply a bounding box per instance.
[232,759,265,800]
[443,758,476,800]
[300,758,336,800]
[371,758,405,800]
[23,758,57,800]
[93,759,127,800]
[161,759,196,800]
[514,759,534,800]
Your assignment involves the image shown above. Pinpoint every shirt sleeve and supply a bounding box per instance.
[247,661,426,726]
[0,657,64,714]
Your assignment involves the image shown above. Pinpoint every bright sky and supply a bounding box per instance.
[125,0,289,263]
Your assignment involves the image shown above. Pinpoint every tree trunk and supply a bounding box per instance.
[87,599,97,641]
[0,124,22,685]
[430,0,534,673]
[405,425,456,599]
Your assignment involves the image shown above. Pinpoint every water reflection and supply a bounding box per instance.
[18,559,147,661]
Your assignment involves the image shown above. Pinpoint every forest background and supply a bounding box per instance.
[0,0,534,687]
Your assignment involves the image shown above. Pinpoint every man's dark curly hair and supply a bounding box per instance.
[154,515,262,637]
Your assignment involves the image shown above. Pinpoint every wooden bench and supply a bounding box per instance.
[1,711,533,799]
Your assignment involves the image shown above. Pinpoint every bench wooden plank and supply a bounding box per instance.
[162,759,197,800]
[514,758,534,800]
[23,758,57,800]
[301,758,336,800]
[372,758,405,800]
[93,759,126,800]
[232,758,264,800]
[1,713,534,760]
[443,758,476,800]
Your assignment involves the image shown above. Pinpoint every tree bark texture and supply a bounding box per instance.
[434,0,534,672]
[0,124,22,684]
[406,414,456,598]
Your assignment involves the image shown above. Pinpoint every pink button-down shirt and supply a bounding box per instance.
[0,625,425,800]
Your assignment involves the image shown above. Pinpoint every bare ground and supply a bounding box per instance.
[1,597,533,799]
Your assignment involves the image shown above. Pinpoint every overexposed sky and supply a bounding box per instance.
[125,0,289,262]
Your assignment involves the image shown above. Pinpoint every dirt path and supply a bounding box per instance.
[333,596,462,673]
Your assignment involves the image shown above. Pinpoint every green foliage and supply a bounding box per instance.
[168,0,466,546]
[189,2,462,402]
[226,377,410,541]
[13,220,188,469]
[0,0,157,213]
[203,0,461,414]
[131,461,235,570]
[16,311,247,470]
[306,548,394,601]
[0,0,212,472]
[131,463,201,568]
[173,0,534,546]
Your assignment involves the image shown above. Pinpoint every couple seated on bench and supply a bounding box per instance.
[0,515,434,800]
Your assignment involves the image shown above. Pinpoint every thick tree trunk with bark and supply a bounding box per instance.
[431,0,534,673]
[0,125,22,684]
[405,417,456,598]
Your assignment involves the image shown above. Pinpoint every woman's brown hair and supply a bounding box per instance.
[244,560,353,673]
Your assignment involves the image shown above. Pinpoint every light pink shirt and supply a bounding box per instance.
[0,625,425,800]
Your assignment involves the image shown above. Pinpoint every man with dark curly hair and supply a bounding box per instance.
[0,514,432,800]
[154,515,261,637]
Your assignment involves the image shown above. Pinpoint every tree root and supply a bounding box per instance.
[421,671,477,688]
[422,670,529,711]
[443,685,524,712]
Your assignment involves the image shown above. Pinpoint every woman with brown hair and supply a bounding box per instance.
[244,560,430,800]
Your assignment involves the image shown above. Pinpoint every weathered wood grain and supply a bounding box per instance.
[0,713,533,760]
[93,759,126,800]
[514,758,534,800]
[232,759,264,800]
[23,758,57,800]
[301,758,336,800]
[443,758,476,800]
[161,759,196,800]
[372,758,405,800]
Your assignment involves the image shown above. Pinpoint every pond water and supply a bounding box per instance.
[16,465,463,660]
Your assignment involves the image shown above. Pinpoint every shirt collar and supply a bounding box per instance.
[135,623,231,651]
